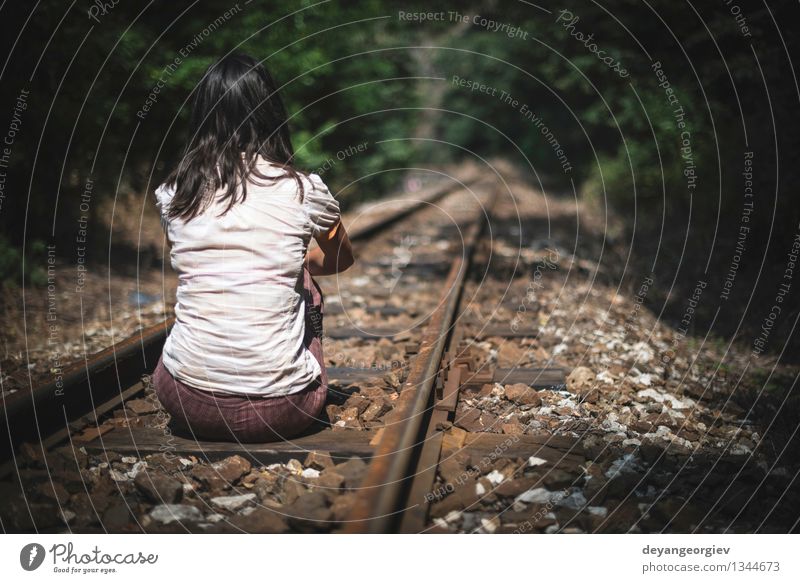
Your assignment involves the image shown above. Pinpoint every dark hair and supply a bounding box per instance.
[166,53,303,221]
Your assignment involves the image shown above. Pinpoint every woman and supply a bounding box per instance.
[152,53,354,443]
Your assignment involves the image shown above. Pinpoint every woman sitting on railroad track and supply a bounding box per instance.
[152,52,354,443]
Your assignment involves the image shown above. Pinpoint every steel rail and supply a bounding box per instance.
[343,189,495,533]
[0,318,173,461]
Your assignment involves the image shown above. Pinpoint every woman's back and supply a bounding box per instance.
[156,158,340,397]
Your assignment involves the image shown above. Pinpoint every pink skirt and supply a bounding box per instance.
[152,266,328,442]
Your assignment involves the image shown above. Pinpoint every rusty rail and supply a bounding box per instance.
[0,318,173,462]
[343,189,495,532]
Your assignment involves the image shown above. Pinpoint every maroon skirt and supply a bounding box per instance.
[152,266,328,443]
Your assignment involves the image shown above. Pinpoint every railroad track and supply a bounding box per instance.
[0,167,576,533]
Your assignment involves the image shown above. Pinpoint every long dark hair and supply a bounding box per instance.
[166,53,303,221]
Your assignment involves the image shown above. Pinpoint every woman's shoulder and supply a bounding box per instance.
[252,156,331,195]
[300,171,339,236]
[154,181,175,201]
[301,170,329,192]
[154,182,176,213]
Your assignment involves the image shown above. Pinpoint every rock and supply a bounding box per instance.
[109,469,130,482]
[584,474,610,503]
[515,487,558,505]
[603,500,642,532]
[649,498,704,531]
[497,342,526,367]
[331,492,357,521]
[253,476,281,501]
[431,483,480,516]
[19,442,46,465]
[567,367,595,391]
[102,502,133,530]
[213,456,252,482]
[337,417,365,430]
[315,471,345,494]
[26,502,64,530]
[502,421,526,434]
[502,506,556,530]
[455,407,480,431]
[241,471,261,487]
[69,492,106,528]
[495,477,542,498]
[604,454,643,479]
[636,388,694,410]
[480,516,500,533]
[556,490,588,510]
[227,507,288,533]
[476,477,495,501]
[606,474,641,499]
[335,457,367,489]
[194,456,251,491]
[282,479,308,505]
[210,493,257,511]
[146,453,186,474]
[382,370,401,390]
[503,384,542,406]
[0,482,38,531]
[341,405,363,425]
[60,509,77,526]
[127,461,148,479]
[639,438,665,463]
[37,482,70,504]
[304,451,335,471]
[325,404,343,423]
[287,492,332,527]
[676,427,700,442]
[454,407,500,432]
[631,420,654,434]
[125,398,160,415]
[53,445,89,469]
[361,386,389,401]
[462,512,482,532]
[543,469,577,490]
[301,468,320,479]
[444,510,462,524]
[149,504,204,524]
[343,395,370,415]
[286,459,304,475]
[134,471,183,503]
[361,400,389,422]
[485,470,505,486]
[438,452,470,485]
[567,367,600,402]
[192,466,227,492]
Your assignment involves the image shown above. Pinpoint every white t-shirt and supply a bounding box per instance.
[154,157,340,397]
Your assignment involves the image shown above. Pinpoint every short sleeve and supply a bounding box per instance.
[304,173,341,238]
[154,183,175,231]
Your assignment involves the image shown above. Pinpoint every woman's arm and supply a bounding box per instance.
[306,220,355,276]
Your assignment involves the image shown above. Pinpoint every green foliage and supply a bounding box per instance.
[0,236,47,287]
